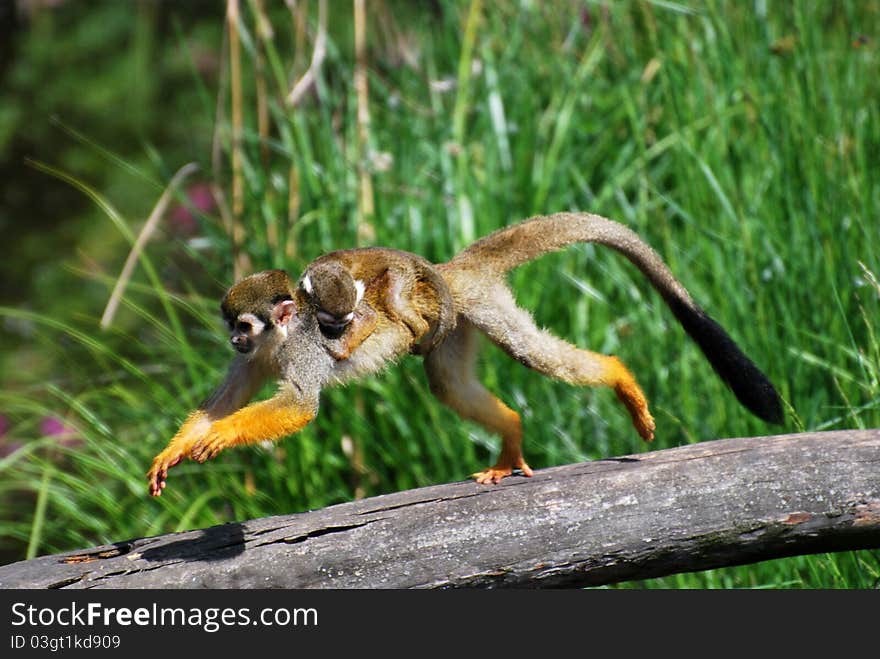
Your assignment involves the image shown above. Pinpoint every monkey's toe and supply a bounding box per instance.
[472,461,533,485]
[633,411,656,442]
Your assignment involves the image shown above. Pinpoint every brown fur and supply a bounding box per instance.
[306,247,456,354]
[221,269,292,322]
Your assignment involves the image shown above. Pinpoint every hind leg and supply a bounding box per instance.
[466,284,655,441]
[424,319,533,483]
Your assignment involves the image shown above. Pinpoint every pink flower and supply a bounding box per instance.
[40,417,70,436]
[169,182,216,236]
[39,416,83,449]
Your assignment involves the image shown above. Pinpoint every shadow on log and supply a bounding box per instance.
[1,429,879,589]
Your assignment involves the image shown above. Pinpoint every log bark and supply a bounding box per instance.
[1,429,878,589]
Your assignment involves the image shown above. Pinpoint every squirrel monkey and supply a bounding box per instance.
[148,212,783,494]
[147,253,454,495]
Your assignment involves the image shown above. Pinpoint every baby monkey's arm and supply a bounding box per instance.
[379,269,433,345]
[323,302,379,361]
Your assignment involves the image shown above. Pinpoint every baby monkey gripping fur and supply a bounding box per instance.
[148,212,783,493]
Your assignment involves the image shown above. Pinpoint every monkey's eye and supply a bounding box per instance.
[236,320,253,333]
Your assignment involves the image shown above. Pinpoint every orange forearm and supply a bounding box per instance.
[211,400,314,448]
[190,393,317,462]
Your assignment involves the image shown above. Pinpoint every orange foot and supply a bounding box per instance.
[632,408,656,442]
[472,460,534,485]
[147,449,186,497]
[614,381,655,441]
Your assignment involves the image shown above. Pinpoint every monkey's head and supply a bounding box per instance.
[299,260,364,339]
[221,269,297,355]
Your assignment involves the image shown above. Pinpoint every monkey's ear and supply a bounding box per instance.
[272,299,296,326]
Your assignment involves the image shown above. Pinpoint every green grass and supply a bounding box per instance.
[1,0,878,587]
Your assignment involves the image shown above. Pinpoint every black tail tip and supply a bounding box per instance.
[739,378,785,425]
[668,299,785,425]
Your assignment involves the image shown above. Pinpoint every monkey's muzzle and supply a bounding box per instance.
[230,335,252,354]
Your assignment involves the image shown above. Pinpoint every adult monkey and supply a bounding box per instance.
[148,212,783,495]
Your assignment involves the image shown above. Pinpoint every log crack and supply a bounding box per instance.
[260,520,380,547]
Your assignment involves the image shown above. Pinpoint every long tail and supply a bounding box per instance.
[448,212,784,424]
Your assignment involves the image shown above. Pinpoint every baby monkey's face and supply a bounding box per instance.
[300,260,365,339]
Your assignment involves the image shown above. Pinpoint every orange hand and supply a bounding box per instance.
[147,447,186,497]
[147,411,211,496]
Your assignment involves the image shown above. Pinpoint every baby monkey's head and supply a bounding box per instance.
[299,260,365,339]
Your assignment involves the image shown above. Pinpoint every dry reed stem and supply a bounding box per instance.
[354,0,375,244]
[283,0,310,259]
[287,159,300,259]
[227,0,250,280]
[286,0,327,107]
[254,1,271,169]
[211,15,229,192]
[251,0,277,252]
[100,162,199,329]
[288,0,309,74]
[207,30,241,281]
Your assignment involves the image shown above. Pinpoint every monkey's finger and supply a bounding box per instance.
[148,472,165,496]
[147,452,183,495]
[191,440,216,463]
[412,331,442,356]
[147,472,158,496]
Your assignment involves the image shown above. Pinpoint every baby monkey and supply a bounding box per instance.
[300,248,456,360]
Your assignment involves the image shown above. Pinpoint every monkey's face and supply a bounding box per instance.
[225,312,266,354]
[221,270,297,356]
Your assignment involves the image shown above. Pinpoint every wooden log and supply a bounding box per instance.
[1,429,878,589]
